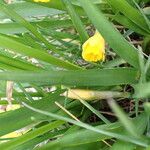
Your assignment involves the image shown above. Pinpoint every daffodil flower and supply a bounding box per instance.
[33,0,50,2]
[82,31,105,62]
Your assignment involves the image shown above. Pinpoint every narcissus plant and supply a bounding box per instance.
[82,31,105,62]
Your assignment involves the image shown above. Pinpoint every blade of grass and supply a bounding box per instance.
[22,102,149,148]
[114,14,150,36]
[62,0,88,42]
[134,82,150,98]
[36,113,148,149]
[144,102,150,115]
[17,83,33,102]
[132,0,150,30]
[110,141,135,150]
[0,2,64,19]
[0,91,66,137]
[0,34,81,70]
[134,47,145,116]
[0,120,64,150]
[0,19,77,34]
[14,129,67,150]
[0,53,41,71]
[106,0,150,34]
[68,89,110,124]
[0,68,138,86]
[108,99,139,137]
[110,113,148,150]
[144,56,150,76]
[0,3,62,54]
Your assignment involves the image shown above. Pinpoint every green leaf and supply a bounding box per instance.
[0,68,138,86]
[22,104,148,149]
[42,114,148,149]
[0,52,40,71]
[110,112,148,150]
[0,92,64,137]
[0,121,64,150]
[108,100,139,137]
[110,141,136,150]
[0,19,76,34]
[106,0,150,34]
[114,14,150,36]
[134,82,150,98]
[144,102,150,115]
[0,3,63,53]
[62,0,88,42]
[0,34,80,70]
[0,2,64,19]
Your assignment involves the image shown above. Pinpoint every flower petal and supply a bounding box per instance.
[82,31,105,62]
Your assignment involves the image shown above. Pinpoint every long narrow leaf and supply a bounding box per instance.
[0,68,138,86]
[0,34,80,70]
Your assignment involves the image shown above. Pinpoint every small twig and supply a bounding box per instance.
[99,111,116,116]
[131,41,143,45]
[55,101,80,122]
[6,81,14,107]
[102,140,112,147]
[114,25,124,29]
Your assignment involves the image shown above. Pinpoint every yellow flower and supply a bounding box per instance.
[33,0,50,2]
[82,31,105,62]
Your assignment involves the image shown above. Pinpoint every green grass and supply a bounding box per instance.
[0,0,150,149]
